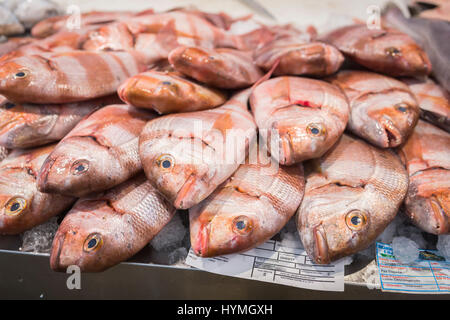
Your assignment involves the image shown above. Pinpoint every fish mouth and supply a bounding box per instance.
[280,132,294,165]
[36,156,56,193]
[430,195,449,234]
[50,233,66,272]
[312,224,330,264]
[192,222,210,257]
[380,118,402,147]
[173,174,197,209]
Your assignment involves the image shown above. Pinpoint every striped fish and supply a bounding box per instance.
[0,50,146,104]
[168,46,264,89]
[297,135,409,264]
[254,37,344,77]
[0,144,76,235]
[250,76,349,165]
[37,104,156,197]
[31,10,136,38]
[50,173,176,272]
[118,70,227,114]
[0,95,120,149]
[190,153,305,257]
[322,24,432,77]
[327,71,420,148]
[399,120,450,235]
[139,89,257,209]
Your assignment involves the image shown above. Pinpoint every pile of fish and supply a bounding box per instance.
[0,4,448,273]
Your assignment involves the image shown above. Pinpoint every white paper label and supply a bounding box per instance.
[185,239,345,292]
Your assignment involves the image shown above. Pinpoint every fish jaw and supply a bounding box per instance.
[37,136,120,197]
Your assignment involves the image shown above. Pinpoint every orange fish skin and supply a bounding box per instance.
[323,24,432,77]
[399,120,450,235]
[254,39,344,77]
[139,89,257,210]
[168,46,264,89]
[0,95,120,149]
[250,76,349,165]
[50,174,176,272]
[31,11,135,39]
[0,144,75,235]
[190,157,305,258]
[37,105,156,198]
[328,70,420,148]
[297,135,409,264]
[0,50,146,104]
[118,70,227,114]
[401,77,450,133]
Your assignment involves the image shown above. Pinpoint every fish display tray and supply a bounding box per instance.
[0,235,439,299]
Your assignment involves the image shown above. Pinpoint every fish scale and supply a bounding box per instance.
[50,174,175,272]
[297,135,409,264]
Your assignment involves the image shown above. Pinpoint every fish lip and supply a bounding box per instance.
[193,221,210,257]
[50,233,66,272]
[173,173,197,209]
[312,224,330,264]
[280,132,294,165]
[36,156,56,192]
[380,117,402,147]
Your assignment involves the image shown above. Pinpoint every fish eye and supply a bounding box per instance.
[345,210,368,231]
[306,123,326,137]
[83,233,103,253]
[232,216,253,235]
[156,154,175,171]
[70,159,90,175]
[3,102,15,110]
[161,81,172,85]
[13,70,29,79]
[385,47,401,57]
[394,103,409,113]
[5,197,27,216]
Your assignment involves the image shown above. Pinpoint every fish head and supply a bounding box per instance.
[140,130,216,209]
[0,59,34,98]
[190,189,263,257]
[0,168,36,235]
[50,200,125,272]
[354,91,420,148]
[364,30,432,76]
[299,186,373,264]
[272,106,343,164]
[37,136,119,197]
[0,101,57,148]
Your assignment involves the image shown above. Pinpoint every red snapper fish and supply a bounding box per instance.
[322,24,432,77]
[118,70,227,114]
[0,95,120,149]
[139,89,257,209]
[250,76,349,165]
[50,174,176,272]
[168,46,264,89]
[0,50,146,104]
[398,120,449,234]
[190,155,305,257]
[327,70,420,148]
[37,104,156,197]
[0,144,76,235]
[297,135,409,264]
